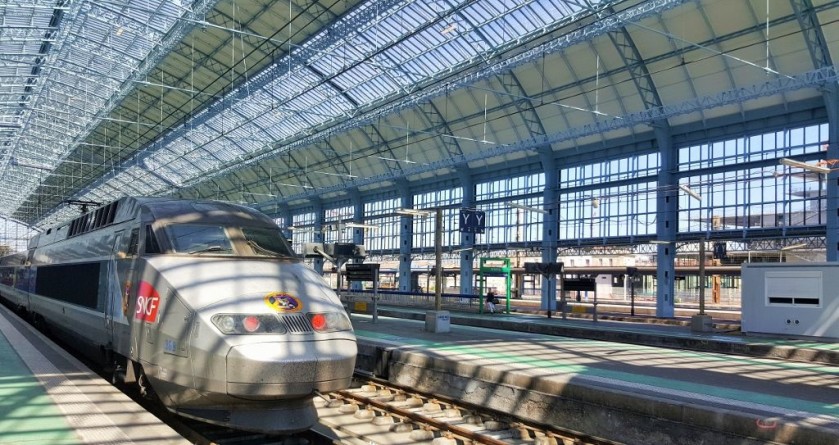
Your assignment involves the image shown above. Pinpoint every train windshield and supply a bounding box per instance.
[241,227,295,258]
[169,225,235,255]
[167,224,295,258]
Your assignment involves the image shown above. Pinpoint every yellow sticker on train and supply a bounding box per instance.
[264,291,303,313]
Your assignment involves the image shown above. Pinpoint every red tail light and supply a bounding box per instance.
[242,316,261,333]
[310,313,327,331]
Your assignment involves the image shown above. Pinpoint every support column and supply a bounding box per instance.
[824,90,839,261]
[350,188,364,291]
[397,181,414,292]
[312,199,325,275]
[539,149,558,312]
[655,127,676,318]
[458,167,475,296]
[790,0,837,258]
[277,203,292,241]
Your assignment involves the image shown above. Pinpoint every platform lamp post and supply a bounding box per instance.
[698,239,706,317]
[397,207,449,333]
[779,243,807,262]
[678,183,715,333]
[433,208,442,312]
[778,158,832,175]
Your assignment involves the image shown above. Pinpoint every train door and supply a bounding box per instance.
[118,227,142,360]
[106,231,133,356]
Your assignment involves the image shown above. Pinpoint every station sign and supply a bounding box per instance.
[524,262,564,275]
[345,263,380,282]
[459,208,485,234]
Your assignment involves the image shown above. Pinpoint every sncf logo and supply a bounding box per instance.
[134,281,161,323]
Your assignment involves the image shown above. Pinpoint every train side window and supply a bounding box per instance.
[127,228,139,257]
[144,225,161,254]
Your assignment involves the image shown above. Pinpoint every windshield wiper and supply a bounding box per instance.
[188,245,232,254]
[247,240,286,257]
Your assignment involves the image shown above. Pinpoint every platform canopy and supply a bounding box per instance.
[0,0,836,231]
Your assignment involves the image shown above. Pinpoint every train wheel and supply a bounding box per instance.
[30,313,48,334]
[110,362,126,387]
[137,367,156,400]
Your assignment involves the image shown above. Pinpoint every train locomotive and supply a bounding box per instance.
[0,197,357,433]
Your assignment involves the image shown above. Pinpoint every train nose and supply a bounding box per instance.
[225,338,356,400]
[226,342,316,399]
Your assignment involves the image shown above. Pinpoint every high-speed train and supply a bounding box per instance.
[0,197,357,433]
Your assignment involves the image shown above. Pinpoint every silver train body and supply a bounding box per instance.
[0,197,356,433]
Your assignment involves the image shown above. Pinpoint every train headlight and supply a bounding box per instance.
[211,314,287,335]
[242,315,260,333]
[307,312,352,332]
[216,315,236,333]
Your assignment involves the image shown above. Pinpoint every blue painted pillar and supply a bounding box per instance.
[397,181,414,292]
[350,188,364,291]
[312,199,324,275]
[458,167,475,296]
[539,149,558,311]
[277,203,292,240]
[825,90,838,261]
[655,127,676,318]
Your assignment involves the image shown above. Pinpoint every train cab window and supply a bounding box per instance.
[169,225,234,255]
[241,227,295,258]
[144,225,162,254]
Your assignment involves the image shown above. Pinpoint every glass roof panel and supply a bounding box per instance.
[158,161,194,183]
[82,189,114,207]
[470,2,537,46]
[250,113,288,140]
[207,137,245,163]
[530,1,582,25]
[306,39,368,77]
[224,129,266,154]
[329,0,597,108]
[268,67,321,101]
[82,183,123,211]
[112,166,166,195]
[289,87,329,111]
[0,0,188,219]
[122,0,579,199]
[158,148,216,180]
[145,149,184,187]
[184,126,215,147]
[235,96,269,119]
[402,52,446,79]
[337,66,401,104]
[25,0,616,218]
[273,112,311,140]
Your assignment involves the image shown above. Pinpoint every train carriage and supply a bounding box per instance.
[0,197,356,433]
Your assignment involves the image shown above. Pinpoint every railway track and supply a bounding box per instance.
[59,340,326,445]
[313,376,624,445]
[170,417,323,445]
[43,314,623,445]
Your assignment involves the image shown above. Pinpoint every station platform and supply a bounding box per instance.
[349,306,839,445]
[0,305,189,445]
[360,299,839,365]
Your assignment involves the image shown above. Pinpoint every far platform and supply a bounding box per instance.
[349,304,839,445]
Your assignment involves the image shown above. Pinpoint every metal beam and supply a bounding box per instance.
[171,0,687,195]
[257,66,839,207]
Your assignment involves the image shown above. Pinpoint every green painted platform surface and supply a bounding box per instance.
[0,331,79,445]
[354,311,839,420]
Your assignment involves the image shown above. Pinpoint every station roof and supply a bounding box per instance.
[0,0,837,229]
